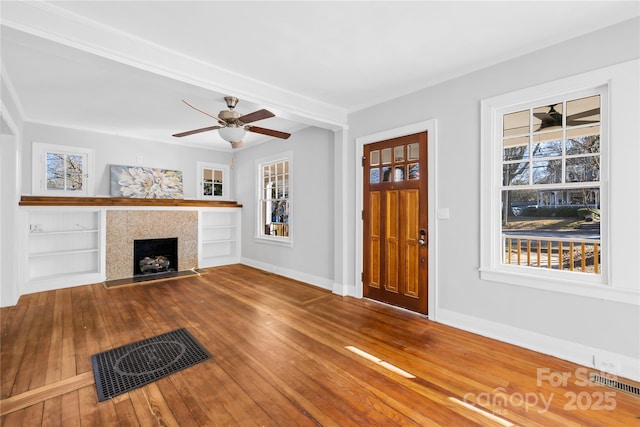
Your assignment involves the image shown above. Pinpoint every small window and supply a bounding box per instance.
[256,152,292,245]
[32,142,94,196]
[196,162,229,200]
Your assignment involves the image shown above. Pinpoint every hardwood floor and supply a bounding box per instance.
[1,264,638,426]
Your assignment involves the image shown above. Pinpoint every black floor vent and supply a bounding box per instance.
[91,328,211,402]
[589,373,640,397]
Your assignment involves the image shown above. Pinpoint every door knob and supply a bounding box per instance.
[418,229,426,246]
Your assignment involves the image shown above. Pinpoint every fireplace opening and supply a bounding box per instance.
[133,238,178,280]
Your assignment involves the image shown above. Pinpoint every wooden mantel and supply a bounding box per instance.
[19,196,242,208]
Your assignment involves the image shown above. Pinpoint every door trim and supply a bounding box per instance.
[355,119,438,320]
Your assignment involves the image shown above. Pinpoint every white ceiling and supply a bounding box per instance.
[1,1,638,151]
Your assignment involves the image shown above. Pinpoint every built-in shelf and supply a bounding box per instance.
[199,209,241,268]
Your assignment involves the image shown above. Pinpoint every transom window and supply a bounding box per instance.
[256,152,292,245]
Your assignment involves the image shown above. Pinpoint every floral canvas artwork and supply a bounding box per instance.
[110,165,184,199]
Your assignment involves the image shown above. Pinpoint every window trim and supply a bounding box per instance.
[196,161,230,200]
[255,151,293,247]
[480,75,616,299]
[32,142,95,196]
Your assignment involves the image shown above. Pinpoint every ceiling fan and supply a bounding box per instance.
[534,103,600,131]
[173,96,291,148]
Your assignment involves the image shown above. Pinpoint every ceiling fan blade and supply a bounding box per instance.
[247,125,291,139]
[238,109,275,124]
[566,108,600,121]
[182,99,225,125]
[533,112,553,120]
[172,125,221,137]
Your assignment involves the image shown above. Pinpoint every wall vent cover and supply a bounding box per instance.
[589,373,640,397]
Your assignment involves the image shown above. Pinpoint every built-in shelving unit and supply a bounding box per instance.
[22,208,106,292]
[18,197,242,295]
[199,208,241,268]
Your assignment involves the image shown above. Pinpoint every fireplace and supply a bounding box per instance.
[133,237,178,279]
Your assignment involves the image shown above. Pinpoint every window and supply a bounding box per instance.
[196,162,229,200]
[32,143,94,196]
[501,93,603,275]
[481,83,609,290]
[256,152,292,245]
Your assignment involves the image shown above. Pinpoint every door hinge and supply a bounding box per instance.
[361,156,365,167]
[361,272,364,282]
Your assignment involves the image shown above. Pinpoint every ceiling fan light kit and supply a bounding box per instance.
[173,96,291,148]
[219,126,246,143]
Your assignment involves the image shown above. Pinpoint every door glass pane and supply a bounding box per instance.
[381,148,392,164]
[382,167,392,182]
[407,143,419,161]
[394,146,405,162]
[370,168,380,184]
[370,150,380,166]
[407,163,419,180]
[394,166,404,181]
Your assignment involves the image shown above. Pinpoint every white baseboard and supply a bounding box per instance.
[240,257,334,291]
[437,308,640,382]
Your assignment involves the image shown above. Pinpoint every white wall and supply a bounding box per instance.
[21,123,234,199]
[234,126,335,288]
[348,18,640,380]
[1,77,23,307]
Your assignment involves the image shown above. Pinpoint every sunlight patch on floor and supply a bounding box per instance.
[345,345,415,379]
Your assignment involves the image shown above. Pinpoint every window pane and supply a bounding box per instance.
[566,156,600,182]
[503,136,529,161]
[566,126,600,155]
[567,95,600,127]
[533,103,563,132]
[46,153,65,190]
[532,160,562,184]
[503,162,529,186]
[532,131,562,158]
[66,154,84,191]
[503,109,529,137]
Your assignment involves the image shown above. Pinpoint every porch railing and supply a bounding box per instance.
[502,234,600,274]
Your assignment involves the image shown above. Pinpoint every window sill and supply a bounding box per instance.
[254,235,293,248]
[479,267,638,305]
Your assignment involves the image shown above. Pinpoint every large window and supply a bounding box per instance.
[481,83,609,290]
[32,143,94,196]
[501,92,603,275]
[256,152,292,245]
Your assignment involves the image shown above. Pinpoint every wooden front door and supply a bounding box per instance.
[363,132,428,314]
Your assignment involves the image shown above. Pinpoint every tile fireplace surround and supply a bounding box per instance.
[106,210,198,280]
